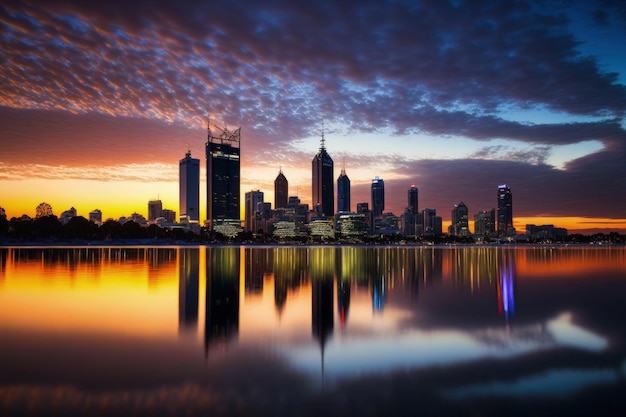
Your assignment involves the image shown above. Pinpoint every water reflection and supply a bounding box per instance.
[0,245,625,416]
[205,247,240,356]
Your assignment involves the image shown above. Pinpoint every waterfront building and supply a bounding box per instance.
[206,122,241,230]
[422,208,442,235]
[371,176,385,217]
[161,209,176,223]
[312,133,334,217]
[337,168,351,213]
[335,213,368,240]
[404,184,420,235]
[451,202,469,237]
[274,169,288,209]
[526,224,567,240]
[148,200,163,222]
[179,150,200,222]
[309,218,335,240]
[245,190,264,232]
[474,209,496,236]
[497,184,514,236]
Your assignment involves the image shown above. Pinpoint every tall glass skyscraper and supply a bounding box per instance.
[451,202,469,236]
[312,135,334,217]
[244,190,264,232]
[497,184,513,236]
[337,168,350,213]
[179,150,200,222]
[371,176,385,217]
[274,169,288,209]
[206,125,241,228]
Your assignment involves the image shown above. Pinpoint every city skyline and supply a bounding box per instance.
[1,1,625,234]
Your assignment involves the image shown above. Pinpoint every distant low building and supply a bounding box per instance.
[89,209,103,225]
[60,207,77,225]
[526,224,567,240]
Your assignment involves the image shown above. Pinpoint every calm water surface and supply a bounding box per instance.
[0,245,625,416]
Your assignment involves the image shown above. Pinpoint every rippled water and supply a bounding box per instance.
[1,245,625,416]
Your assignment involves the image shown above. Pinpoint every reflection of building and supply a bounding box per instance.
[179,248,199,331]
[497,256,515,320]
[205,247,240,356]
[206,122,241,229]
[371,176,385,217]
[497,184,514,237]
[244,247,265,296]
[311,248,335,347]
[179,150,200,222]
[337,168,350,213]
[337,278,351,330]
[274,169,288,209]
[372,275,385,312]
[312,133,334,217]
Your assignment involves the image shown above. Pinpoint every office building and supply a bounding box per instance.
[405,184,420,236]
[451,202,469,237]
[245,190,264,232]
[179,150,200,222]
[474,209,496,236]
[312,133,334,217]
[60,207,77,225]
[337,168,351,213]
[206,123,241,229]
[89,209,102,225]
[423,208,442,235]
[274,169,288,209]
[148,200,163,222]
[371,176,385,217]
[497,184,514,236]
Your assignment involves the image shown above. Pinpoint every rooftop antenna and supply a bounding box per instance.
[320,120,326,150]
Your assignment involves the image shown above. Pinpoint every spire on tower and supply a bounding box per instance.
[320,120,326,150]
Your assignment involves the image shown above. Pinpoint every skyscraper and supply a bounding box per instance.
[337,168,350,213]
[451,202,469,237]
[148,199,162,222]
[179,150,200,222]
[408,185,418,214]
[274,169,288,209]
[312,132,334,217]
[497,184,514,236]
[371,176,385,217]
[206,123,241,228]
[244,190,264,232]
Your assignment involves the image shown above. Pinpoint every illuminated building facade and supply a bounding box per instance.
[497,184,514,237]
[371,176,385,217]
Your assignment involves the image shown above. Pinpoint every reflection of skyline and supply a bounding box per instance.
[205,247,240,357]
[178,248,199,332]
[497,256,515,320]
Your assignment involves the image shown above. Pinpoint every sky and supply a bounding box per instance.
[1,0,625,234]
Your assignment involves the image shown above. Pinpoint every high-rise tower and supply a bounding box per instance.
[274,169,288,209]
[408,185,418,214]
[312,130,334,217]
[451,202,469,237]
[244,190,264,233]
[497,184,513,236]
[371,176,385,217]
[337,168,350,213]
[206,121,241,229]
[179,150,200,222]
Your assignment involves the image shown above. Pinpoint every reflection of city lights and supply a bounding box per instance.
[497,260,515,320]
